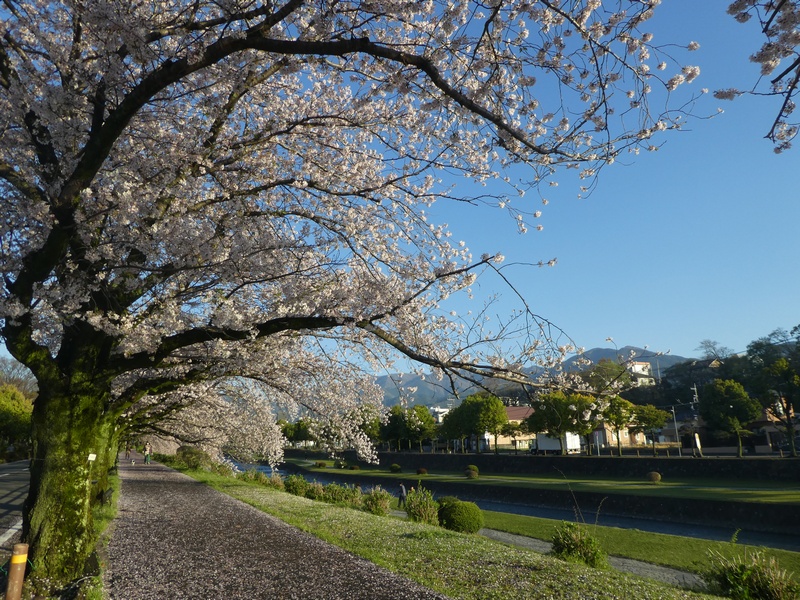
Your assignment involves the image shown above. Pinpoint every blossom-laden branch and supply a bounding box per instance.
[722,0,800,150]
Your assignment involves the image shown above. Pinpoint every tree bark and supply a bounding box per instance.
[23,384,116,583]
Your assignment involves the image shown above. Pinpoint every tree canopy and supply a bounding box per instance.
[700,378,762,458]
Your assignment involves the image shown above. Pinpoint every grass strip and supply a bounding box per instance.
[186,469,721,600]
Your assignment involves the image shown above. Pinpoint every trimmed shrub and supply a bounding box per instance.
[464,467,479,479]
[315,461,327,468]
[284,474,309,497]
[416,467,428,475]
[390,463,402,473]
[705,548,800,600]
[551,522,608,569]
[362,486,392,516]
[646,471,662,484]
[439,500,484,533]
[405,485,439,526]
[466,464,479,475]
[349,464,360,470]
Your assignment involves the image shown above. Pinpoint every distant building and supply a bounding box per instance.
[628,361,655,387]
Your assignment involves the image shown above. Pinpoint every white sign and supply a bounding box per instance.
[88,453,97,462]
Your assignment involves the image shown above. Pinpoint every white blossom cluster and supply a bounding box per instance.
[721,0,800,150]
[0,1,701,462]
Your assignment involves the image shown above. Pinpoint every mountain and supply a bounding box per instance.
[376,347,693,406]
[374,372,477,407]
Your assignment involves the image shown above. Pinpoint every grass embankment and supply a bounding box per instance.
[186,468,720,600]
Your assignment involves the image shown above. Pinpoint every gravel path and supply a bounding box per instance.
[104,458,449,599]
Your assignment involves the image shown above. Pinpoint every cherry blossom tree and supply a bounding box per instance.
[721,1,800,150]
[0,0,702,586]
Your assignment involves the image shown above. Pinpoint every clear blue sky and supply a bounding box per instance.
[435,0,799,361]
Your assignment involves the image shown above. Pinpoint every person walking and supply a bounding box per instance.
[398,483,407,508]
[144,442,152,464]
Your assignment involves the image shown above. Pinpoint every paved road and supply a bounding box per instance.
[0,462,28,549]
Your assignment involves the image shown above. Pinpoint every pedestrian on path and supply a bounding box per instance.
[143,442,152,464]
[398,483,407,508]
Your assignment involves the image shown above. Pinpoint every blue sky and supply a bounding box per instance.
[434,0,799,361]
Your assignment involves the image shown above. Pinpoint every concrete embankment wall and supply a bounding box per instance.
[371,451,800,482]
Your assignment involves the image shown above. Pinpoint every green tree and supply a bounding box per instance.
[440,403,474,454]
[630,404,670,456]
[380,406,409,452]
[603,396,635,456]
[476,395,508,454]
[406,404,438,453]
[0,357,38,399]
[746,327,800,457]
[0,384,33,458]
[700,379,762,458]
[440,394,502,453]
[501,420,528,454]
[526,391,572,453]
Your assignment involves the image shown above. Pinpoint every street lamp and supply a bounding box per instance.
[671,406,681,457]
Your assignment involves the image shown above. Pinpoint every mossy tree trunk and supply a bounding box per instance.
[24,381,117,583]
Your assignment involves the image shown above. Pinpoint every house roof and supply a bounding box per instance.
[506,406,533,421]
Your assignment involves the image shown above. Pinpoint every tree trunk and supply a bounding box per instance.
[23,385,116,584]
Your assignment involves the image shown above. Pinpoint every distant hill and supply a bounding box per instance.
[377,346,692,406]
[374,372,477,407]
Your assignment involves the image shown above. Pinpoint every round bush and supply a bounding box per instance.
[390,463,402,473]
[439,500,484,533]
[417,467,428,475]
[646,471,662,484]
[466,464,479,475]
[315,461,327,468]
[464,468,479,479]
